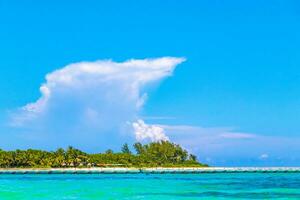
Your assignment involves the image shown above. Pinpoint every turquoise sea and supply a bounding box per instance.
[0,173,300,199]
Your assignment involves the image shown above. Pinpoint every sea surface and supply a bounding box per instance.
[0,173,300,199]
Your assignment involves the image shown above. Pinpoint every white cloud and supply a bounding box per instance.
[219,132,256,139]
[156,124,257,140]
[19,57,185,119]
[259,153,269,160]
[9,57,185,151]
[132,119,169,142]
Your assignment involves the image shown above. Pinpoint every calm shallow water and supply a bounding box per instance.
[0,173,300,199]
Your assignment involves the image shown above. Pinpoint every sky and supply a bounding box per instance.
[1,0,300,166]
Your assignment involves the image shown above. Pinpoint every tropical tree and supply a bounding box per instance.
[105,149,113,154]
[121,143,131,154]
[133,142,144,154]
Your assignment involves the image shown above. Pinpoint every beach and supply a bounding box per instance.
[0,167,300,174]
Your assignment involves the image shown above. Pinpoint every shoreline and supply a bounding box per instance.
[0,167,300,174]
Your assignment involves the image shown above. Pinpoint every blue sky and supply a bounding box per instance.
[1,0,300,166]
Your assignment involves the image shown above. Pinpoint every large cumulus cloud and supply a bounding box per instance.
[10,57,185,151]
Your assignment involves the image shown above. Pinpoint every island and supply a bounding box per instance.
[0,141,207,169]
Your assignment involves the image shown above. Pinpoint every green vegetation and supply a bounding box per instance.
[0,141,207,168]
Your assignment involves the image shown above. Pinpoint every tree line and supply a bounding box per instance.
[0,141,207,168]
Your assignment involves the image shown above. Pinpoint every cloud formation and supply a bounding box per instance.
[259,154,269,160]
[10,57,185,151]
[132,120,169,142]
[8,56,300,166]
[148,124,300,166]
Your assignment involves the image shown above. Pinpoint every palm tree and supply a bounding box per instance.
[133,142,144,155]
[121,143,131,154]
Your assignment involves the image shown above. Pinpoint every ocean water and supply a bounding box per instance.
[0,173,300,199]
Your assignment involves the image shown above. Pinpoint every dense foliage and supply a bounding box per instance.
[0,141,207,168]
